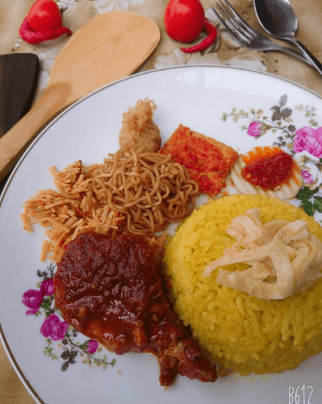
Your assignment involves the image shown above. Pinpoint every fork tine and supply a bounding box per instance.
[216,1,251,42]
[218,0,253,41]
[211,6,250,48]
[221,0,257,37]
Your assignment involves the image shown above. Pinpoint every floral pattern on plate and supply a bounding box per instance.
[222,94,322,218]
[22,263,116,372]
[20,92,322,379]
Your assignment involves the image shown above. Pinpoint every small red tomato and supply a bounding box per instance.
[27,0,62,32]
[164,0,205,43]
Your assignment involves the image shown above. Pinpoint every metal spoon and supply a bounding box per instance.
[253,0,322,74]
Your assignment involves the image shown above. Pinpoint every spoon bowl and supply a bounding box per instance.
[254,0,297,39]
[254,0,322,74]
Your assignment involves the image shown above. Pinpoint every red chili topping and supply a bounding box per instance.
[180,19,218,53]
[159,125,238,196]
[241,147,294,190]
[164,131,227,173]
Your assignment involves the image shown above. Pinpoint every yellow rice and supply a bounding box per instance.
[164,194,322,375]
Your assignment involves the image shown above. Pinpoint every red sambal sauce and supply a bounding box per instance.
[241,147,294,190]
[53,232,185,357]
[54,233,163,330]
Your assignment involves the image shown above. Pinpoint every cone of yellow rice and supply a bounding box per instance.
[164,194,322,375]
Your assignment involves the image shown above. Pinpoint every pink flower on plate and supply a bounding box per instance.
[22,289,44,315]
[40,278,53,296]
[302,169,314,184]
[86,340,99,354]
[40,313,68,341]
[293,126,322,158]
[247,121,262,137]
[22,278,54,315]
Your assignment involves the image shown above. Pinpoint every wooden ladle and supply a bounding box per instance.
[0,11,160,182]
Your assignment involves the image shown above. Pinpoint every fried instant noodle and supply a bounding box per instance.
[92,147,199,235]
[21,148,199,261]
[20,161,123,263]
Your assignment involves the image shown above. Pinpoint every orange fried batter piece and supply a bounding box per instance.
[119,98,161,153]
[159,125,238,196]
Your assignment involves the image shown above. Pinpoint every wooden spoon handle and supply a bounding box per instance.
[0,83,71,182]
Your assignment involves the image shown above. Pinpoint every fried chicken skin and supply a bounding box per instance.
[53,232,217,386]
[119,98,161,153]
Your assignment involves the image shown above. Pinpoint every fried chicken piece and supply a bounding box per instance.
[53,231,217,386]
[119,98,161,153]
[159,125,238,196]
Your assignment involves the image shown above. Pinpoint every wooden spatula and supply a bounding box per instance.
[0,11,160,182]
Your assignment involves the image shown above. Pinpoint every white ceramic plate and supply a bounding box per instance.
[1,65,322,404]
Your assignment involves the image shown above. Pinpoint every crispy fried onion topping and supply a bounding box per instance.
[203,208,322,300]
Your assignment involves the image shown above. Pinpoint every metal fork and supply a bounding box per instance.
[212,0,312,65]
